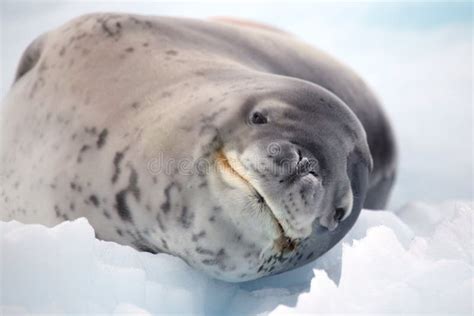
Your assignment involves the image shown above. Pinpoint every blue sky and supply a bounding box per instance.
[363,1,473,29]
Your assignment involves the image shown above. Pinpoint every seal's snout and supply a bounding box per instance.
[265,141,320,180]
[235,138,357,238]
[235,141,323,238]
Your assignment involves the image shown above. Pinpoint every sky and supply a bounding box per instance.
[0,1,472,208]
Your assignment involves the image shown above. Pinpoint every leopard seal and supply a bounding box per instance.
[0,13,397,282]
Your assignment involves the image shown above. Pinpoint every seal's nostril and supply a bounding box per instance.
[294,149,318,178]
[297,157,311,176]
[334,208,345,222]
[297,149,303,163]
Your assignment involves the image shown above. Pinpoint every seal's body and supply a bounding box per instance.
[0,14,396,281]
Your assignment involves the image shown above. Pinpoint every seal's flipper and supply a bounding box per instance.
[209,17,288,35]
[14,34,46,83]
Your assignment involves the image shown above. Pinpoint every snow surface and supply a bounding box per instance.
[1,201,472,315]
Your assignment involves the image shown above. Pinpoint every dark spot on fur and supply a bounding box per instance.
[201,249,231,271]
[116,228,123,236]
[128,167,140,200]
[115,190,131,221]
[111,150,125,184]
[97,129,108,148]
[196,247,214,256]
[160,183,176,214]
[165,49,178,56]
[178,206,194,229]
[202,258,217,266]
[70,182,82,193]
[192,230,206,242]
[114,166,140,222]
[77,145,90,163]
[54,205,61,217]
[125,47,134,53]
[89,195,100,207]
[234,234,242,242]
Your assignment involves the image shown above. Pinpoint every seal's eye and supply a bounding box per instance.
[250,111,267,124]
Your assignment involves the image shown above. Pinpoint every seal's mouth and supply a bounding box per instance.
[215,149,297,254]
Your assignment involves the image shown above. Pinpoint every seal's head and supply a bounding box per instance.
[184,77,373,281]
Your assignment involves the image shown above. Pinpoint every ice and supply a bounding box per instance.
[1,201,472,315]
[273,226,472,314]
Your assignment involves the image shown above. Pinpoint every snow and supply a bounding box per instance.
[2,201,472,315]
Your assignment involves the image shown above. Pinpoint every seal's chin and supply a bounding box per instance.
[215,149,298,254]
